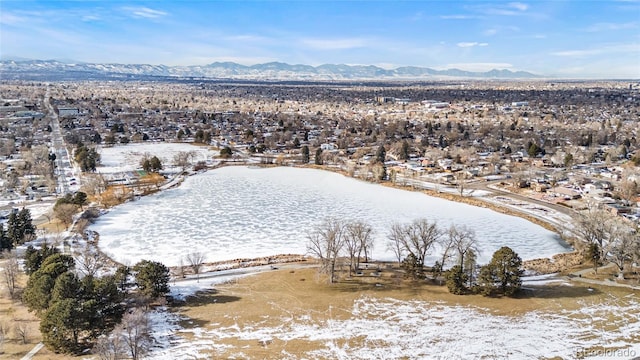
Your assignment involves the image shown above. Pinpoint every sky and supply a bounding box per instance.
[0,0,639,78]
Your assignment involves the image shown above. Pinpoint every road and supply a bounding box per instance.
[396,173,576,231]
[44,86,75,196]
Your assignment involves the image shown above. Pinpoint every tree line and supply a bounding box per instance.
[307,217,523,297]
[18,244,170,357]
[575,204,640,279]
[0,208,35,252]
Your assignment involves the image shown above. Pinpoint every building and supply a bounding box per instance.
[58,107,80,117]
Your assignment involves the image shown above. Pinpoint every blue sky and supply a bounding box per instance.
[1,1,639,78]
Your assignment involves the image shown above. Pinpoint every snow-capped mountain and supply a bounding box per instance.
[0,59,541,81]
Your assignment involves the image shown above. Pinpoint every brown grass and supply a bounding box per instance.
[0,269,71,360]
[174,266,638,358]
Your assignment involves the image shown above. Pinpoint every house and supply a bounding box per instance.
[320,143,337,151]
[58,107,80,117]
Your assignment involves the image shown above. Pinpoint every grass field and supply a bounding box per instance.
[2,262,638,359]
[169,266,640,359]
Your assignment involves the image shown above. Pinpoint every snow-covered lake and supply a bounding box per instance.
[91,166,570,266]
[96,142,218,174]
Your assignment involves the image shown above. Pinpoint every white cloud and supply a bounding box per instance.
[440,14,477,20]
[551,43,640,57]
[508,2,529,11]
[0,11,28,26]
[300,38,368,50]
[224,34,269,42]
[81,15,101,22]
[484,28,498,36]
[473,2,530,16]
[457,42,489,48]
[122,7,168,19]
[586,22,638,32]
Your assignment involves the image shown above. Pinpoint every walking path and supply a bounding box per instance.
[567,263,640,290]
[20,342,44,360]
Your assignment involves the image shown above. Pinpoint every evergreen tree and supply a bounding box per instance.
[114,265,132,294]
[478,246,523,297]
[23,254,75,312]
[51,272,83,302]
[87,275,125,332]
[40,298,84,353]
[399,140,410,161]
[0,222,10,251]
[463,250,478,289]
[23,271,56,312]
[75,144,100,172]
[375,145,386,163]
[401,253,423,279]
[585,242,601,274]
[6,208,36,247]
[301,145,310,163]
[315,148,323,165]
[24,244,60,274]
[73,191,88,209]
[133,260,170,300]
[446,265,468,295]
[6,212,19,246]
[18,208,35,243]
[220,146,233,158]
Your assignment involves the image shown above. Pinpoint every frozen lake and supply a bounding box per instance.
[91,166,570,266]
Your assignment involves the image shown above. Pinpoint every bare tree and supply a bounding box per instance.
[120,309,151,360]
[402,219,442,268]
[387,223,406,265]
[343,220,374,275]
[173,150,196,171]
[76,244,105,277]
[2,251,19,298]
[0,321,9,353]
[609,224,639,279]
[177,258,186,279]
[15,321,28,344]
[448,225,478,267]
[186,252,206,281]
[54,203,79,228]
[307,218,345,283]
[94,333,127,360]
[573,205,616,268]
[617,177,639,204]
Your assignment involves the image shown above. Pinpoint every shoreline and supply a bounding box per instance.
[87,161,584,275]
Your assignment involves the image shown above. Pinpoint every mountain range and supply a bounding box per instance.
[0,59,541,81]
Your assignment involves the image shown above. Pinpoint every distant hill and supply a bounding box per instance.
[0,59,541,81]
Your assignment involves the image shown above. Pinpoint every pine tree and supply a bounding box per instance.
[446,265,468,295]
[375,145,386,163]
[585,242,601,274]
[6,208,36,247]
[40,298,84,353]
[24,244,60,274]
[0,222,10,251]
[23,254,75,312]
[315,148,323,165]
[133,260,170,300]
[478,246,523,297]
[18,208,35,243]
[301,145,310,163]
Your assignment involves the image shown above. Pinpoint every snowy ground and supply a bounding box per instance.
[89,166,571,267]
[147,290,640,360]
[96,142,219,174]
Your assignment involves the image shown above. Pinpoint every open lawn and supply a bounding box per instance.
[168,266,640,359]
